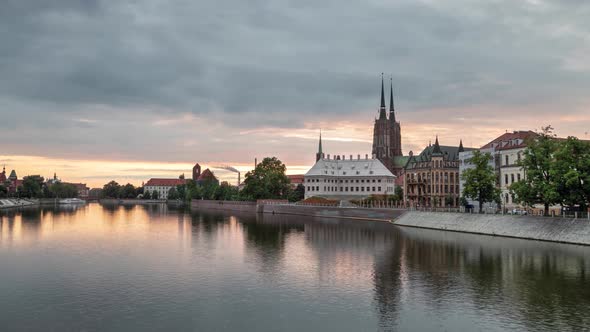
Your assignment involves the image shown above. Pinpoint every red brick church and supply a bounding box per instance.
[371,75,408,179]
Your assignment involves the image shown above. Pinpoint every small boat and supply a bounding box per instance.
[59,198,86,205]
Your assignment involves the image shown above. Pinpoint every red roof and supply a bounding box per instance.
[197,169,217,181]
[481,131,537,150]
[145,178,186,187]
[288,174,304,184]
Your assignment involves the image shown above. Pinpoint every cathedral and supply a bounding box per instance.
[372,75,406,177]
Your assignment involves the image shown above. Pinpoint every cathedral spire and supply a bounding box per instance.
[389,77,395,122]
[458,139,464,153]
[316,130,323,162]
[379,73,386,119]
[432,135,443,156]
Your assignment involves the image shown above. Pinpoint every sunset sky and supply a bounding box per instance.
[1,0,590,187]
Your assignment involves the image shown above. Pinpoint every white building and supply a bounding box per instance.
[458,130,537,211]
[304,154,396,200]
[144,178,185,199]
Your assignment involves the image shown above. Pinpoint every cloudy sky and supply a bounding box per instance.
[1,0,589,186]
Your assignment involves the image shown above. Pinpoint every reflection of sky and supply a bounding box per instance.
[1,205,589,331]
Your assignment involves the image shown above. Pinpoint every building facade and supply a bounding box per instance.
[478,130,537,210]
[144,178,186,199]
[404,137,473,208]
[371,75,407,177]
[305,148,396,200]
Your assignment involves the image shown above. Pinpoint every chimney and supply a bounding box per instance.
[357,154,360,160]
[350,155,352,160]
[238,172,241,186]
[365,154,368,159]
[327,154,330,159]
[254,158,257,168]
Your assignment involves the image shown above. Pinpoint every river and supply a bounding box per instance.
[1,203,589,331]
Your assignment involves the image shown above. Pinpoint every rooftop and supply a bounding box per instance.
[305,156,395,177]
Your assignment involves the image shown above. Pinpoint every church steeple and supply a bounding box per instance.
[379,73,386,119]
[389,77,395,122]
[458,139,464,153]
[432,135,443,156]
[316,130,324,162]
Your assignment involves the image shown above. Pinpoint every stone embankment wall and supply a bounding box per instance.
[99,199,167,205]
[394,211,590,246]
[260,204,406,222]
[190,200,257,213]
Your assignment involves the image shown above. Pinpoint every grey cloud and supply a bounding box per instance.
[1,0,590,161]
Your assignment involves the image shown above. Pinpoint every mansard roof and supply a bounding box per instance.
[306,156,395,178]
[404,144,476,168]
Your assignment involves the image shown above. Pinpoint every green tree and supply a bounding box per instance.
[119,183,137,199]
[461,150,500,213]
[48,183,79,198]
[0,184,7,198]
[241,157,290,200]
[167,187,179,200]
[510,126,560,216]
[552,136,590,210]
[152,190,160,199]
[21,175,45,198]
[176,184,186,201]
[393,186,403,202]
[143,190,151,199]
[288,184,305,202]
[102,181,122,198]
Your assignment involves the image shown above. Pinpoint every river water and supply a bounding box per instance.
[1,203,589,331]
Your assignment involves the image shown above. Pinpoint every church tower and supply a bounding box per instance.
[372,75,403,176]
[316,130,324,162]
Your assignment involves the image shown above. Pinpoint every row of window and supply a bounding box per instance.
[307,178,386,184]
[408,185,459,195]
[504,173,522,186]
[406,172,459,183]
[307,186,384,193]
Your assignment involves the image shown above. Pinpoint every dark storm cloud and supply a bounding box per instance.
[1,0,590,160]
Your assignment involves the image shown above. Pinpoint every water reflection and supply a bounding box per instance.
[1,204,589,331]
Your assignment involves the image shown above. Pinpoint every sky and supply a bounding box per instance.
[1,0,590,187]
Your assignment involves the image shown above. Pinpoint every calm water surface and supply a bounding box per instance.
[1,203,589,331]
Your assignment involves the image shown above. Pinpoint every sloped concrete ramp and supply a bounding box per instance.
[394,211,590,246]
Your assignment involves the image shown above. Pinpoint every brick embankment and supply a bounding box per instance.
[393,211,590,246]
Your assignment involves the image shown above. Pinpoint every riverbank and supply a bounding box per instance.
[394,211,590,246]
[189,200,590,246]
[99,199,168,205]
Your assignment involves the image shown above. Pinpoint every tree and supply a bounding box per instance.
[0,184,7,198]
[21,175,45,198]
[120,183,137,198]
[461,150,501,213]
[393,186,403,202]
[143,190,151,199]
[176,184,186,201]
[241,157,290,200]
[152,190,160,199]
[552,136,590,210]
[102,181,122,198]
[288,184,305,202]
[48,182,79,198]
[510,126,560,216]
[167,187,179,200]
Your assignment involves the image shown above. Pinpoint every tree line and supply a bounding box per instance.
[0,175,80,199]
[100,157,305,202]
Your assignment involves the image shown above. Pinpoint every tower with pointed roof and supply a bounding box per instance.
[316,130,324,162]
[372,75,404,176]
